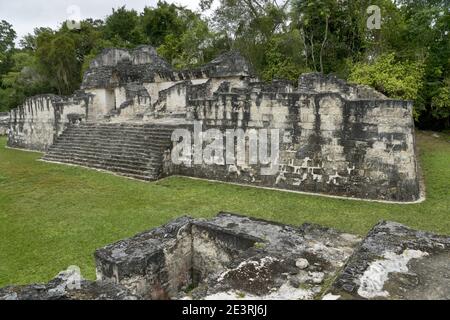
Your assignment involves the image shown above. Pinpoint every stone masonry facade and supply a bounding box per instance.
[7,45,421,202]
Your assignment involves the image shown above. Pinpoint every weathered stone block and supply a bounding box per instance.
[95,213,361,300]
[327,221,450,300]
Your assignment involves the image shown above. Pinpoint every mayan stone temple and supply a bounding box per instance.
[7,45,421,203]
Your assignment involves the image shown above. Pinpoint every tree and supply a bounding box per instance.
[431,76,450,128]
[36,31,80,95]
[19,27,53,51]
[104,6,145,47]
[291,0,376,75]
[140,1,222,68]
[349,53,425,118]
[0,20,16,75]
[0,1,448,130]
[261,30,309,81]
[0,20,16,54]
[141,1,185,47]
[202,0,290,74]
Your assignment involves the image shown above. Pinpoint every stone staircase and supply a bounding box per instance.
[42,123,175,181]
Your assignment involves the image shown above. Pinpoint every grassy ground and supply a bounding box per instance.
[0,131,449,287]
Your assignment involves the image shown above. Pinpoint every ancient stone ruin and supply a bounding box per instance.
[6,45,422,202]
[0,112,9,136]
[1,213,449,300]
[330,221,450,300]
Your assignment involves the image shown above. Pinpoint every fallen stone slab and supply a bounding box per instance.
[327,221,450,300]
[0,267,140,300]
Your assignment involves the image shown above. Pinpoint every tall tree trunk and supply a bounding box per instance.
[310,34,316,72]
[320,16,329,74]
[300,29,309,69]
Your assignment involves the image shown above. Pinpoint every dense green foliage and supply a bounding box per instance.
[1,131,449,286]
[0,1,448,129]
[348,53,425,119]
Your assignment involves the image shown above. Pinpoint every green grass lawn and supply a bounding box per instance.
[0,131,449,287]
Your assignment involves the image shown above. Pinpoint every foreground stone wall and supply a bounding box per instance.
[2,214,449,300]
[95,213,361,300]
[328,221,450,300]
[7,93,90,151]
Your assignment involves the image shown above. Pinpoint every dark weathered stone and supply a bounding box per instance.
[298,72,387,100]
[95,213,361,300]
[2,216,449,300]
[327,221,450,300]
[0,112,9,135]
[0,268,140,300]
[42,123,176,181]
[81,46,174,89]
[7,93,93,151]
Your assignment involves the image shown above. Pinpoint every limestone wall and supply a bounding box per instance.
[298,73,387,100]
[169,80,420,202]
[84,88,115,121]
[143,81,179,107]
[112,84,152,120]
[0,112,9,135]
[7,94,89,151]
[152,81,190,116]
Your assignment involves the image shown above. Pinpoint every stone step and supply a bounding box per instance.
[45,150,161,167]
[76,124,178,132]
[80,122,171,127]
[63,127,175,136]
[61,133,173,141]
[80,130,175,136]
[61,126,173,134]
[57,135,172,144]
[43,154,160,175]
[44,123,175,180]
[48,142,170,154]
[54,137,171,148]
[61,128,173,136]
[58,138,171,146]
[46,146,164,161]
[47,146,163,159]
[43,157,157,181]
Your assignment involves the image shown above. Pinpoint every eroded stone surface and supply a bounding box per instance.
[2,216,449,300]
[0,268,139,300]
[328,221,450,300]
[95,213,362,300]
[0,112,9,135]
